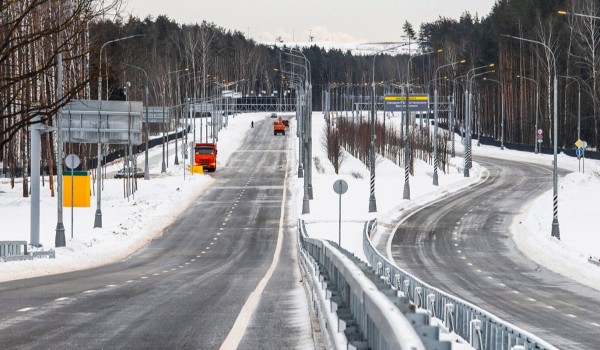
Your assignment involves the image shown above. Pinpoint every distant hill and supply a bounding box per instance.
[266,41,415,56]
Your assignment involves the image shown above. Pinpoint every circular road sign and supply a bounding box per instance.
[333,179,348,195]
[537,128,543,135]
[65,154,80,169]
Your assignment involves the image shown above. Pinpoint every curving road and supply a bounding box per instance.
[385,156,600,350]
[0,116,314,349]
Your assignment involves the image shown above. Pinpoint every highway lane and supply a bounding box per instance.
[385,156,600,350]
[0,116,313,349]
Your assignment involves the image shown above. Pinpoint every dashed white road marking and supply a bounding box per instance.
[17,307,34,312]
[126,280,135,283]
[83,290,96,293]
[546,305,556,309]
[54,297,69,301]
[527,298,536,302]
[567,314,577,318]
[140,276,148,279]
[512,290,520,294]
[591,323,600,327]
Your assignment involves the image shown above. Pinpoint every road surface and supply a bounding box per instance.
[0,116,315,349]
[384,156,600,350]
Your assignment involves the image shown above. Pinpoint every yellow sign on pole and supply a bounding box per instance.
[575,139,583,148]
[63,172,91,207]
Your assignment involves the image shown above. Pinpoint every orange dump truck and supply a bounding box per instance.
[273,117,286,136]
[194,143,217,172]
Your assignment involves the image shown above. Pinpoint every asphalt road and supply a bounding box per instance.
[0,116,314,349]
[384,156,600,350]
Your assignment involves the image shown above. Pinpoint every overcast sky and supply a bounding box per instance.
[123,0,497,43]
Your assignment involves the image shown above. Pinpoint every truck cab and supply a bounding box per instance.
[194,143,217,172]
[273,117,286,135]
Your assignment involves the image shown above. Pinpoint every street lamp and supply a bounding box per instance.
[433,59,465,185]
[464,63,495,176]
[404,48,443,199]
[558,10,600,20]
[503,34,560,239]
[95,33,144,229]
[124,64,150,180]
[517,75,540,154]
[483,77,505,150]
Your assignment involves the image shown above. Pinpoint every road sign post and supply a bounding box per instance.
[333,179,348,247]
[575,140,587,172]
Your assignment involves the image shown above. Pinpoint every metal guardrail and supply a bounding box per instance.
[363,219,558,350]
[0,241,55,262]
[298,220,449,350]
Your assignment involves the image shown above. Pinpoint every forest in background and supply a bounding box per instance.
[2,0,598,196]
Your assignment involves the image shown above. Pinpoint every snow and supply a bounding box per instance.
[1,109,599,346]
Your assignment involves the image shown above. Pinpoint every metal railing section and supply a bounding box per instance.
[298,220,429,350]
[363,219,559,350]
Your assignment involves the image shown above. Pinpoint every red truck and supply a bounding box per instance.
[273,117,286,136]
[194,143,217,172]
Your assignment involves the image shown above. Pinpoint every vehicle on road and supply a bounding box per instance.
[273,117,285,136]
[270,112,277,118]
[194,143,218,171]
[114,167,144,179]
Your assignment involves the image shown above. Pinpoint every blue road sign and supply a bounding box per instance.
[576,148,583,157]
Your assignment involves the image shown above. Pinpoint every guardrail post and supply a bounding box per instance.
[470,319,483,350]
[394,274,401,290]
[403,280,410,298]
[384,267,391,284]
[427,294,436,317]
[415,287,423,308]
[444,303,455,332]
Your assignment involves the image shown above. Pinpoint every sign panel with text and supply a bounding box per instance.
[384,95,429,112]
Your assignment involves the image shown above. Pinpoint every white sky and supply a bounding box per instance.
[123,0,497,43]
[1,109,599,346]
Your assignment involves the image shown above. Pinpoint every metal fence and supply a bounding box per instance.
[362,219,558,350]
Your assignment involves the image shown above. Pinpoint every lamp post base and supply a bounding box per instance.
[403,184,410,200]
[551,219,560,239]
[94,209,102,228]
[369,195,377,213]
[55,223,66,247]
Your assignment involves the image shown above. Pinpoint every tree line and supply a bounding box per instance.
[1,0,596,197]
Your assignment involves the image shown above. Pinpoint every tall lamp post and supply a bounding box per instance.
[433,60,465,185]
[404,48,442,199]
[124,64,150,180]
[503,34,560,239]
[464,64,495,177]
[517,75,540,154]
[283,49,312,199]
[483,77,505,149]
[95,34,144,228]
